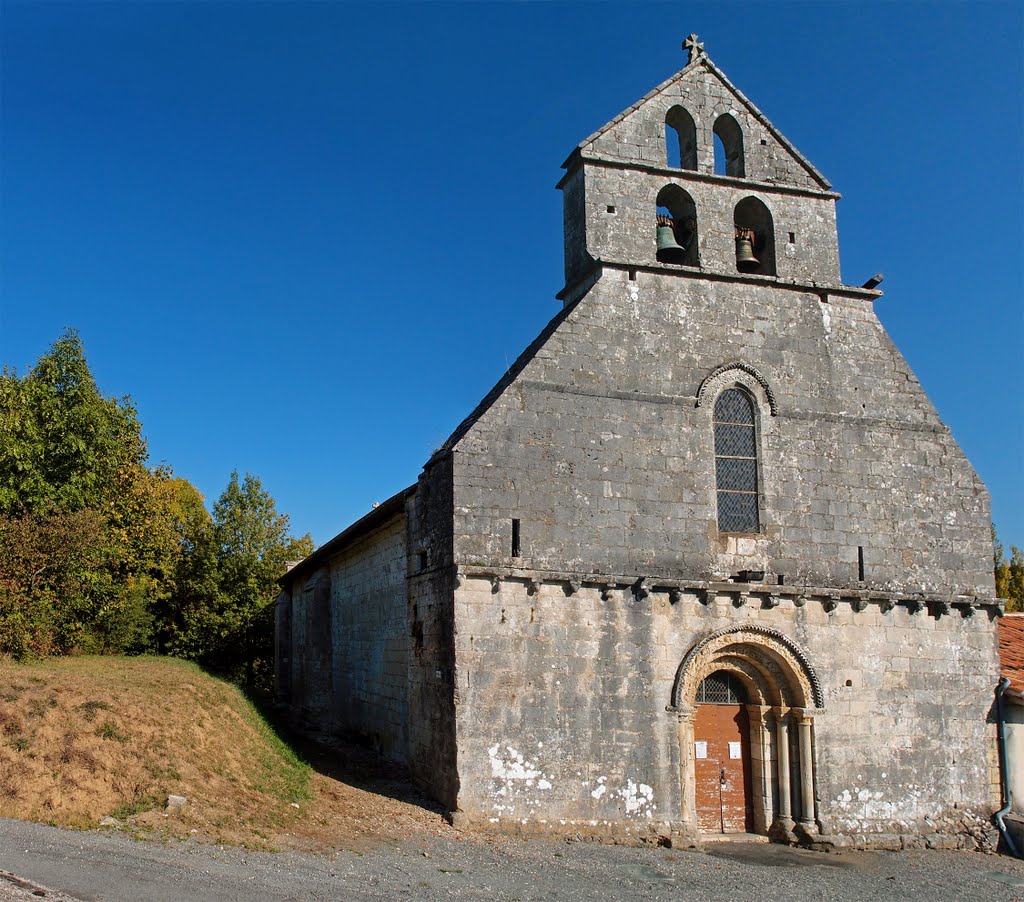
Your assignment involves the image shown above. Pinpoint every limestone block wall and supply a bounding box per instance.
[450,268,994,597]
[452,576,999,837]
[286,569,332,727]
[586,63,823,190]
[571,163,841,286]
[323,515,409,760]
[405,457,460,807]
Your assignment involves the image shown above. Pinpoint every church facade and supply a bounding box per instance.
[275,37,1002,848]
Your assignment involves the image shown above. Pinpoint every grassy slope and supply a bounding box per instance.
[0,656,311,846]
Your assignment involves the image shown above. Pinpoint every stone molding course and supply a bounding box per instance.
[453,565,1003,616]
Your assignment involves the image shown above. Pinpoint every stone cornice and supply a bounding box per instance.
[559,152,840,201]
[556,261,882,303]
[453,564,1003,616]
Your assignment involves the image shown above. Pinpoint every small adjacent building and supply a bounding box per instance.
[276,36,1003,848]
[998,613,1024,849]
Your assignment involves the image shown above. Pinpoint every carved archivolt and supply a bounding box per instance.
[695,362,778,416]
[672,625,823,710]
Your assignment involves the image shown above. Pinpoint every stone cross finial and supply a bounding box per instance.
[683,33,705,63]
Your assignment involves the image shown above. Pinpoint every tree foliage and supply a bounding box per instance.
[0,330,146,516]
[166,471,312,683]
[995,529,1024,613]
[0,331,313,682]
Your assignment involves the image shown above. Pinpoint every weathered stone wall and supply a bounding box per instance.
[405,457,459,807]
[452,576,999,839]
[323,514,409,760]
[450,268,994,597]
[286,568,333,729]
[562,59,839,288]
[572,164,840,285]
[586,63,823,190]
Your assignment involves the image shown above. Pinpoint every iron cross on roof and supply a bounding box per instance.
[683,33,705,64]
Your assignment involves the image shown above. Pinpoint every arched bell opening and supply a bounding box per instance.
[672,627,822,843]
[655,184,699,267]
[713,113,745,177]
[734,196,777,277]
[665,105,698,171]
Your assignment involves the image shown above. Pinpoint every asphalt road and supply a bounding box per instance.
[3,818,1024,901]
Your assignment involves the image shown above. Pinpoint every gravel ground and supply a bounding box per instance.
[3,817,1024,902]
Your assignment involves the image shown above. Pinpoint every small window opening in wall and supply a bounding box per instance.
[777,574,785,585]
[418,550,428,571]
[628,268,637,282]
[713,132,728,176]
[788,232,796,244]
[713,114,745,177]
[845,679,853,687]
[606,205,616,214]
[858,546,865,582]
[511,519,521,558]
[760,138,768,146]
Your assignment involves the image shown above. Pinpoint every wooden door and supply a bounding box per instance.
[694,704,754,833]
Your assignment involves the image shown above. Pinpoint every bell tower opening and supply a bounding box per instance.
[655,184,699,266]
[665,105,698,170]
[734,196,776,276]
[713,114,745,177]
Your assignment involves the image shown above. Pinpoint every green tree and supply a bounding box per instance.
[0,331,314,671]
[995,528,1024,613]
[0,508,105,656]
[170,471,312,683]
[0,329,146,516]
[0,331,212,655]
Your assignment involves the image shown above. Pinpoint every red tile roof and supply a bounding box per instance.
[999,614,1024,693]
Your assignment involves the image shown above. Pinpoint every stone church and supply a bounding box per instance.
[275,36,1002,848]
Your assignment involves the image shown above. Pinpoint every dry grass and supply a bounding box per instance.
[0,656,453,851]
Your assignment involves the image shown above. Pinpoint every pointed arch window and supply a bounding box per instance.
[714,388,759,533]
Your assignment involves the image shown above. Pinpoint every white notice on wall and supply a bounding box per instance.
[694,741,708,759]
[729,741,741,759]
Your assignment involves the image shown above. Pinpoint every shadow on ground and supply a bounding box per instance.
[703,841,855,869]
[241,684,448,821]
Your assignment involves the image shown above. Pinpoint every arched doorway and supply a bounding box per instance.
[694,671,754,833]
[671,626,824,842]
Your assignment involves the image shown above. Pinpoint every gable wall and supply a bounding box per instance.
[451,269,994,596]
[587,64,822,190]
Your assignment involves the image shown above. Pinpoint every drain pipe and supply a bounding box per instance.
[995,676,1021,857]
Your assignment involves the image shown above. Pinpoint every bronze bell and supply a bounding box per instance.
[735,227,759,272]
[656,215,687,265]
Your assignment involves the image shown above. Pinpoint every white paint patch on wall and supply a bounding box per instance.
[618,779,655,816]
[488,745,541,782]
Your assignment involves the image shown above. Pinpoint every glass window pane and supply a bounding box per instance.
[717,490,759,533]
[713,389,754,425]
[715,456,757,492]
[698,671,748,704]
[714,422,755,457]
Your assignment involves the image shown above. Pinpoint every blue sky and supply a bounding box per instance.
[2,2,1022,551]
